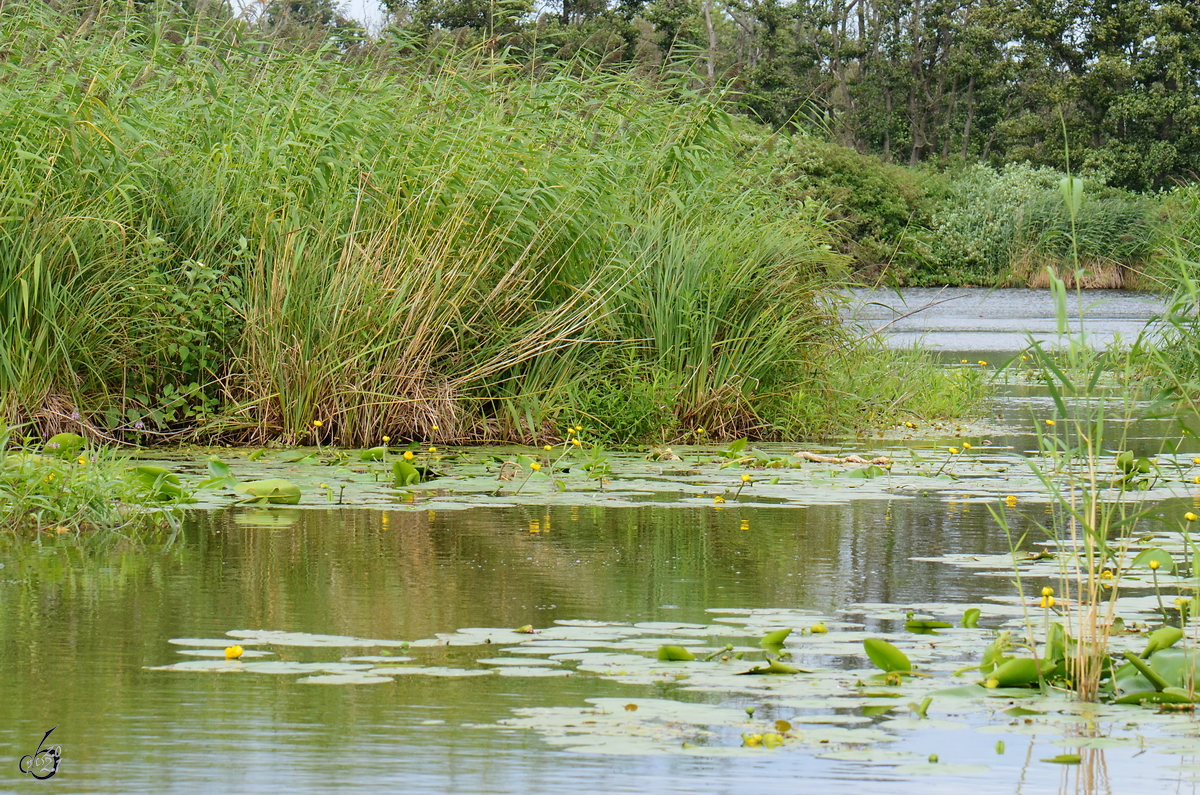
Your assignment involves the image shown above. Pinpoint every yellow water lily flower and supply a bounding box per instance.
[530,462,541,471]
[571,438,582,447]
[741,474,751,482]
[1040,595,1055,608]
[403,451,414,460]
[544,445,553,451]
[1005,495,1017,507]
[1041,586,1053,597]
[1150,559,1161,570]
[382,435,390,443]
[1045,419,1055,426]
[713,496,725,504]
[1187,512,1198,522]
[428,447,437,453]
[948,447,959,455]
[225,645,244,660]
[312,420,323,428]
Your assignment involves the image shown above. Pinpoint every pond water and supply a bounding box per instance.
[5,290,1200,794]
[847,287,1167,351]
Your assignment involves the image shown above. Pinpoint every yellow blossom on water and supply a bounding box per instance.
[741,474,751,483]
[1150,559,1161,570]
[948,447,959,455]
[77,455,87,465]
[382,435,391,443]
[225,645,244,660]
[713,496,725,504]
[1101,569,1113,579]
[961,359,968,364]
[1041,586,1054,597]
[319,483,328,489]
[1188,512,1198,522]
[1045,419,1055,426]
[1005,495,1017,507]
[1021,355,1028,360]
[530,462,541,471]
[904,421,915,428]
[574,425,583,432]
[566,427,575,436]
[963,442,972,449]
[696,427,706,434]
[1040,596,1055,609]
[312,420,323,428]
[403,451,414,460]
[571,438,582,447]
[544,445,553,451]
[432,425,439,431]
[428,447,436,453]
[810,623,827,634]
[978,360,988,366]
[1193,456,1200,465]
[1194,475,1200,484]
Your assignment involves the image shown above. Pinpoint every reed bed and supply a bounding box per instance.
[0,2,975,444]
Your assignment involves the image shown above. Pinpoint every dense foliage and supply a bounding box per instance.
[0,2,985,446]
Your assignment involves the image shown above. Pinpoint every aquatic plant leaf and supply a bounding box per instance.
[760,628,792,647]
[1040,754,1081,764]
[985,657,1054,687]
[1142,626,1184,658]
[232,478,301,504]
[980,631,1011,675]
[737,658,805,675]
[1131,548,1176,573]
[45,432,85,458]
[130,465,189,500]
[360,446,386,461]
[960,608,981,628]
[904,619,953,632]
[863,638,911,672]
[656,645,696,661]
[392,459,421,486]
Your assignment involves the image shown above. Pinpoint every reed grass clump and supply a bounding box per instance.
[0,2,980,444]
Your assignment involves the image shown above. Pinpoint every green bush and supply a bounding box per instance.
[769,135,943,276]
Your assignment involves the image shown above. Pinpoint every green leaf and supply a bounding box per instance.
[738,658,805,675]
[45,432,85,458]
[130,465,188,501]
[392,459,422,487]
[984,657,1054,687]
[760,628,792,647]
[1142,626,1184,658]
[904,619,953,632]
[656,645,695,661]
[1131,547,1176,574]
[207,456,234,479]
[863,638,911,672]
[960,608,981,628]
[1040,754,1081,765]
[232,478,301,505]
[360,446,386,461]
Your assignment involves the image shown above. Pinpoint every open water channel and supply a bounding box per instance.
[3,290,1199,794]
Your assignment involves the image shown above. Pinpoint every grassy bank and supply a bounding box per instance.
[0,3,984,448]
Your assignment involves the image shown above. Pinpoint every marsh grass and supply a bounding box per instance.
[0,2,989,445]
[0,425,175,535]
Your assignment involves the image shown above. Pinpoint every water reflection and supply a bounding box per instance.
[0,502,1187,793]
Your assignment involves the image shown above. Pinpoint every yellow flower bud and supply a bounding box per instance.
[571,439,581,447]
[1150,559,1160,570]
[1041,586,1053,597]
[544,445,553,450]
[948,447,959,455]
[403,451,414,460]
[1046,419,1055,426]
[225,645,244,660]
[382,435,390,443]
[312,420,323,427]
[713,496,725,504]
[1187,512,1198,522]
[963,442,972,449]
[530,462,541,471]
[1005,495,1017,507]
[741,474,751,482]
[428,446,436,453]
[1040,595,1055,608]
